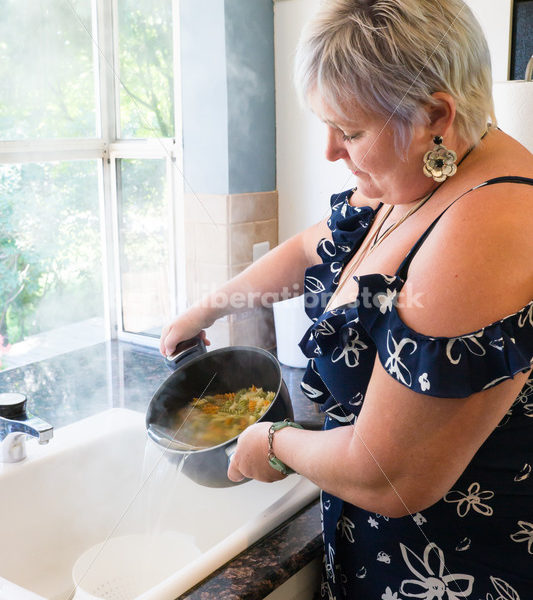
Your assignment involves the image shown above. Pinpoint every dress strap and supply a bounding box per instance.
[395,176,533,280]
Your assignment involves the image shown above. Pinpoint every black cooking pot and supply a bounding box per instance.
[145,337,293,487]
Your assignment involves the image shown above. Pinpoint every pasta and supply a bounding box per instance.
[173,385,275,448]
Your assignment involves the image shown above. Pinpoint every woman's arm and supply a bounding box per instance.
[159,217,331,356]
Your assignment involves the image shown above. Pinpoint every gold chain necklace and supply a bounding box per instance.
[323,133,486,314]
[324,191,431,313]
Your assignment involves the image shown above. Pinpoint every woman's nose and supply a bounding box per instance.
[324,127,348,162]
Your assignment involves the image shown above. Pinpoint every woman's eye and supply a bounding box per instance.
[342,133,360,143]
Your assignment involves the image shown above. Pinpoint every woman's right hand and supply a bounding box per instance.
[159,309,212,357]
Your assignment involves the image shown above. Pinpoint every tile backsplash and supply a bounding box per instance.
[184,191,278,349]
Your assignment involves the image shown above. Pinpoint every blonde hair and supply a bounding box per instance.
[294,0,495,154]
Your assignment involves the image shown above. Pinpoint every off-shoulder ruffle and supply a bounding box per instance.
[356,273,533,398]
[299,189,533,408]
[299,190,379,411]
[303,190,379,323]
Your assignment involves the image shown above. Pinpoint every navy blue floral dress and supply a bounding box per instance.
[299,177,533,600]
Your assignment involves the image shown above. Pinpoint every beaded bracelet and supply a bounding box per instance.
[267,419,303,475]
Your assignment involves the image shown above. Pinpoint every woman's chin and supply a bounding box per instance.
[353,178,382,199]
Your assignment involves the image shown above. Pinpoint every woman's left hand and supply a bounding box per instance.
[227,421,287,483]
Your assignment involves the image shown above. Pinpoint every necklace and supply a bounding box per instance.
[324,136,483,314]
[324,188,434,313]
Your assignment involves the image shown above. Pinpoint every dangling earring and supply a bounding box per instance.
[423,135,457,182]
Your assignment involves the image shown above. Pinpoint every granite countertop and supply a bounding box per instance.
[0,341,324,599]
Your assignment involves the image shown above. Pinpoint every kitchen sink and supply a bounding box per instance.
[0,409,319,600]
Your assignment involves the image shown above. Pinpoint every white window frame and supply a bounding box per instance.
[0,0,185,350]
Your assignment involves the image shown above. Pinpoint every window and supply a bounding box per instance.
[0,0,183,370]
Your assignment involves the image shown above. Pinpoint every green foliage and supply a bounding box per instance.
[0,0,174,356]
[118,0,174,138]
[0,162,103,345]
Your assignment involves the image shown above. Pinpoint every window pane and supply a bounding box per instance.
[117,0,175,139]
[117,159,171,336]
[0,0,96,140]
[0,161,104,370]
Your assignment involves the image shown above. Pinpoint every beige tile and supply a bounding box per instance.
[192,222,229,264]
[184,193,229,225]
[205,317,231,349]
[229,191,278,224]
[229,219,278,265]
[229,307,275,349]
[185,261,231,304]
[229,262,252,278]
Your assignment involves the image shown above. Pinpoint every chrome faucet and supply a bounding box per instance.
[0,392,53,463]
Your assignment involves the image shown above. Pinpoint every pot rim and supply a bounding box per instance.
[146,345,284,454]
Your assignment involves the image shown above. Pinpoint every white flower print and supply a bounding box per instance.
[419,372,431,391]
[485,575,520,600]
[355,566,367,578]
[382,586,399,600]
[305,276,326,294]
[331,328,368,368]
[489,337,505,351]
[337,514,356,543]
[454,537,471,552]
[376,513,390,522]
[446,332,486,365]
[318,238,337,257]
[321,579,335,600]
[382,274,397,284]
[300,382,324,399]
[399,542,474,599]
[376,288,398,314]
[315,319,336,336]
[413,512,427,526]
[325,542,336,582]
[377,551,391,564]
[385,330,417,387]
[517,301,533,328]
[510,520,533,554]
[444,482,494,517]
[349,391,364,406]
[513,463,531,482]
[330,262,342,284]
[512,379,533,418]
[325,403,356,423]
[368,516,379,528]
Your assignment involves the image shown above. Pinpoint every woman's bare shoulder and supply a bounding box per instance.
[398,163,533,339]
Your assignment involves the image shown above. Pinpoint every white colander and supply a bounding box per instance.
[71,532,201,600]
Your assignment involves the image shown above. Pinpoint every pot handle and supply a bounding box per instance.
[165,335,207,371]
[225,441,238,462]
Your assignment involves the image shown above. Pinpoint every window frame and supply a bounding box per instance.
[0,0,185,351]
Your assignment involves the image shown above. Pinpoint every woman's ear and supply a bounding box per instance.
[426,92,456,138]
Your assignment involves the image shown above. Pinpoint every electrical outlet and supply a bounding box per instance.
[252,241,270,262]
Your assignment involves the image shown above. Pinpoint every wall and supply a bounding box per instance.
[274,0,515,242]
[180,0,276,194]
[180,0,278,348]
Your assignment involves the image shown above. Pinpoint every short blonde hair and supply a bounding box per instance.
[294,0,495,153]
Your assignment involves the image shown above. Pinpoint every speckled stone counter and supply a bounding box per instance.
[0,341,324,599]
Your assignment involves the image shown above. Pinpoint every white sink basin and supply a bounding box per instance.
[0,409,319,600]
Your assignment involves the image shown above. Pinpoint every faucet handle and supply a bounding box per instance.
[0,393,27,419]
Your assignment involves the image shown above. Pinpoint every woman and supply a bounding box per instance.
[161,1,533,597]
